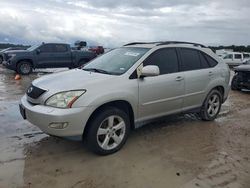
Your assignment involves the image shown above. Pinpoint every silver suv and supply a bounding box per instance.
[20,41,230,155]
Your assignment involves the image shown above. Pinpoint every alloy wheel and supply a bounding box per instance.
[207,94,220,117]
[96,115,126,150]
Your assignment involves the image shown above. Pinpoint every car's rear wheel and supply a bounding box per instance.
[86,107,130,155]
[231,75,240,91]
[17,61,32,75]
[200,89,222,121]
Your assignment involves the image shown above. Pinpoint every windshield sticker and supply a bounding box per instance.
[124,52,140,57]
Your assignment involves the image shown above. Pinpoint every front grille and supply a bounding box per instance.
[26,85,47,99]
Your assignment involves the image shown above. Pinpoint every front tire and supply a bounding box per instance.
[86,107,130,155]
[17,61,32,75]
[200,89,222,121]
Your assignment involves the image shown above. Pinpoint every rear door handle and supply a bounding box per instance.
[175,76,184,81]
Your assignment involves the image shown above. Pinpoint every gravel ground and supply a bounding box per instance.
[0,65,249,188]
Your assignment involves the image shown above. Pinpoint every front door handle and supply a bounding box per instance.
[175,76,184,81]
[209,71,214,76]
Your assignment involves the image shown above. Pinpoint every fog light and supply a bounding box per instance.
[48,122,68,129]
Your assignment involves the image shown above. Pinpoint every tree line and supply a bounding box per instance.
[209,45,250,53]
[0,43,30,49]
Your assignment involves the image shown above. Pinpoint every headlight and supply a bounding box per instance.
[45,90,86,108]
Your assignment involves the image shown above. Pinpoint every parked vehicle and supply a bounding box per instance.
[223,52,247,67]
[19,41,230,155]
[0,47,27,64]
[2,43,96,75]
[88,46,105,55]
[231,65,250,91]
[243,59,250,64]
[243,52,250,59]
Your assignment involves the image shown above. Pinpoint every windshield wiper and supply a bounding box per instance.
[83,68,108,74]
[83,68,113,75]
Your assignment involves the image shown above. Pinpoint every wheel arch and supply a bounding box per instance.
[16,59,34,68]
[83,100,135,139]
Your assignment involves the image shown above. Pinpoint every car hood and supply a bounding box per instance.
[234,65,250,71]
[32,69,115,93]
[5,50,29,54]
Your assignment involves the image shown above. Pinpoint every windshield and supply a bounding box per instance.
[83,47,149,75]
[27,44,40,51]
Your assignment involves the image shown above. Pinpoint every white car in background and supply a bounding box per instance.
[223,52,250,67]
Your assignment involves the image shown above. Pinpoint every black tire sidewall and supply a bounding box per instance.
[201,90,222,121]
[86,107,130,155]
[17,61,32,75]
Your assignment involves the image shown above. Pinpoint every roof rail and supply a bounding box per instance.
[124,41,207,48]
[156,41,207,48]
[123,42,159,46]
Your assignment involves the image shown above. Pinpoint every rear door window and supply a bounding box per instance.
[54,44,68,52]
[234,54,242,59]
[179,48,200,71]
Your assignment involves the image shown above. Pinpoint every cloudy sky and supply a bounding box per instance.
[0,0,250,47]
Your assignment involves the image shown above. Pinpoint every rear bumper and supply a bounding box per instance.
[20,96,94,137]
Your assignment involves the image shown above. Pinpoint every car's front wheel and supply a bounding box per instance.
[17,61,32,75]
[86,107,130,155]
[200,89,222,121]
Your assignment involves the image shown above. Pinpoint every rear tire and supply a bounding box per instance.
[200,89,222,121]
[86,107,130,155]
[17,61,32,75]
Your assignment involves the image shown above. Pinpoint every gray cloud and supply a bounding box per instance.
[0,0,250,47]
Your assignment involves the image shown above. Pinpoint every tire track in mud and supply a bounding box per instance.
[182,152,249,188]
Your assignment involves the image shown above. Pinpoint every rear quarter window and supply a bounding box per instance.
[203,53,218,67]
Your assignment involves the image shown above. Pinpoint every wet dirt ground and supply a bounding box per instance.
[0,64,249,188]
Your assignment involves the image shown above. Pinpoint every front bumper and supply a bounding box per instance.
[20,96,94,137]
[2,60,16,70]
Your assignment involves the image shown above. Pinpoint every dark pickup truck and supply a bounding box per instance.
[2,43,96,75]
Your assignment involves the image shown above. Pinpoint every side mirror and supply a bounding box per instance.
[36,49,41,54]
[141,65,160,77]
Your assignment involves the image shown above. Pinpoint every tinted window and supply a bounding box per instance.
[243,54,250,58]
[223,54,233,59]
[234,54,242,59]
[180,48,200,71]
[39,44,54,53]
[143,48,179,75]
[204,54,218,67]
[54,44,68,52]
[199,52,210,69]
